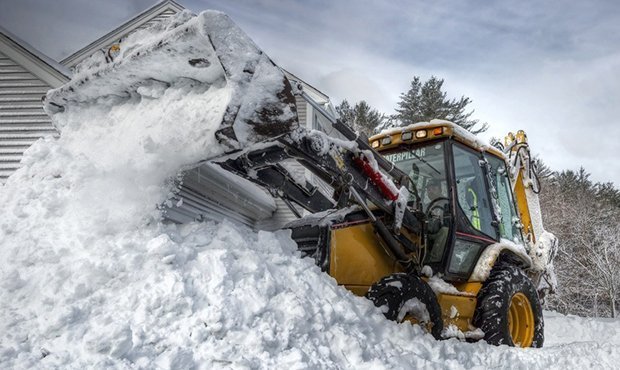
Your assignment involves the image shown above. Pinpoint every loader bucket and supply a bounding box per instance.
[43,10,298,149]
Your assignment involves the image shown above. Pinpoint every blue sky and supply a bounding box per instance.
[2,0,619,187]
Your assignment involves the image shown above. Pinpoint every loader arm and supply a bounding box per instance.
[216,117,423,271]
[502,131,544,244]
[501,131,558,297]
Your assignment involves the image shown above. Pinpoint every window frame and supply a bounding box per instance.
[483,152,525,244]
[442,141,499,281]
[450,141,499,241]
[380,139,455,272]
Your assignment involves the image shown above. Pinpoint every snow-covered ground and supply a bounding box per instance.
[1,216,618,369]
[1,10,619,370]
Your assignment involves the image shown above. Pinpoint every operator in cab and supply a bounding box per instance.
[424,179,449,263]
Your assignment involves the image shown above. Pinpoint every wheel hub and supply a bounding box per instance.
[508,292,534,347]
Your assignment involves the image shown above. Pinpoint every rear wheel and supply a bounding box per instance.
[473,262,544,347]
[366,273,443,339]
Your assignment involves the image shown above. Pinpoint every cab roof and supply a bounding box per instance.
[368,119,505,159]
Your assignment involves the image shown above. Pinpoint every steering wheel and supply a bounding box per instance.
[425,197,450,223]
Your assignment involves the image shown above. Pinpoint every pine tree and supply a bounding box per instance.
[335,100,354,126]
[336,100,385,137]
[533,157,553,180]
[394,76,488,134]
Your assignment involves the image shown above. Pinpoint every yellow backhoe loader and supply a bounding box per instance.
[44,10,557,348]
[284,121,557,347]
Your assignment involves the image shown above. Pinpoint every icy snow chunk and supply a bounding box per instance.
[449,305,459,319]
[84,323,133,358]
[427,275,473,296]
[135,80,168,99]
[398,298,430,323]
[1,270,26,292]
[421,265,433,277]
[469,239,532,282]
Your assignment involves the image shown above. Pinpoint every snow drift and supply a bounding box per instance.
[1,9,619,370]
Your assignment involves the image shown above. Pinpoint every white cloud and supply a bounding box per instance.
[2,0,619,186]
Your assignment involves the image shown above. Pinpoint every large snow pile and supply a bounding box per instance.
[1,10,619,370]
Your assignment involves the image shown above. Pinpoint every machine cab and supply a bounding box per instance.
[372,121,523,281]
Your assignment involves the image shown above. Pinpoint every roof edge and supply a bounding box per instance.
[61,0,186,67]
[0,26,70,87]
[283,69,330,103]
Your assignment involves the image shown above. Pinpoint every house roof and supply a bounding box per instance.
[60,0,185,67]
[283,70,330,104]
[0,25,70,87]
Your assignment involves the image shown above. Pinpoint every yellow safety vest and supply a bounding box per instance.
[467,188,481,230]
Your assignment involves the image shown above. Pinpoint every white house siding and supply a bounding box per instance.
[255,163,307,231]
[0,51,56,183]
[296,94,308,129]
[163,163,277,228]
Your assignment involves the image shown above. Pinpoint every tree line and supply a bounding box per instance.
[339,76,619,318]
[335,75,487,137]
[538,165,620,318]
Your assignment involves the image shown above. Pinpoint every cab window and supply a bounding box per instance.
[383,141,448,209]
[485,154,523,243]
[452,144,496,239]
[384,142,451,264]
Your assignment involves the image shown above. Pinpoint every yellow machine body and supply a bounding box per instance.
[329,221,402,296]
[328,217,483,332]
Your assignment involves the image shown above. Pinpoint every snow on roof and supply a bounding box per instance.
[375,119,503,157]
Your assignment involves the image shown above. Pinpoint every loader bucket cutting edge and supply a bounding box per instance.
[44,10,299,149]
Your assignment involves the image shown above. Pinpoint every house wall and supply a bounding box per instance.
[162,162,277,228]
[0,50,57,183]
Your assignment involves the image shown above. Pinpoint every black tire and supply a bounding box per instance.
[473,262,544,347]
[366,273,443,339]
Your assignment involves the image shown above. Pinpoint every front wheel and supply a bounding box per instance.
[473,262,544,347]
[366,273,443,339]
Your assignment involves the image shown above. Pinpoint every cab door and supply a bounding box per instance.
[445,143,498,280]
[484,153,524,244]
